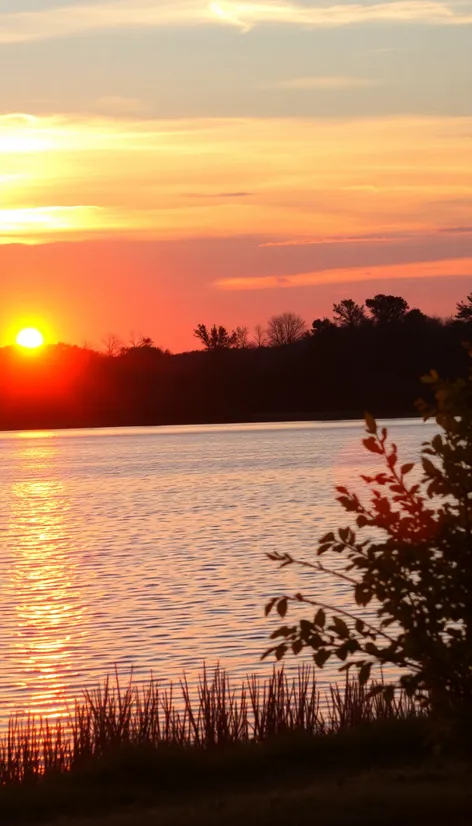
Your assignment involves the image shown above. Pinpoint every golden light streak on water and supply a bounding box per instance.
[6,443,87,719]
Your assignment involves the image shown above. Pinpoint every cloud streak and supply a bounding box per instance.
[260,226,472,247]
[215,257,472,291]
[1,0,471,44]
[2,112,471,246]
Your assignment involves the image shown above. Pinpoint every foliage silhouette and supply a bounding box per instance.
[1,292,472,430]
[193,324,237,350]
[233,326,251,349]
[333,299,367,328]
[365,294,409,324]
[265,357,472,734]
[311,317,336,335]
[266,313,307,346]
[456,293,472,322]
[102,333,123,357]
[253,324,267,347]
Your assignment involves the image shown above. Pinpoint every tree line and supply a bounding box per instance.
[98,293,472,355]
[192,292,472,351]
[0,292,471,431]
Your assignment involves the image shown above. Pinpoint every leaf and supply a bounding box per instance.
[421,369,439,385]
[365,413,378,435]
[277,598,288,618]
[270,625,292,639]
[292,640,303,655]
[314,609,326,629]
[265,598,277,617]
[355,584,372,606]
[363,437,383,455]
[358,663,372,686]
[314,650,330,668]
[336,641,351,661]
[275,644,287,661]
[300,619,313,639]
[431,434,443,453]
[355,619,365,634]
[401,463,414,476]
[422,457,438,477]
[331,617,349,639]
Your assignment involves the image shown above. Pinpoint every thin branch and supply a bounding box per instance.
[287,557,360,587]
[289,593,415,656]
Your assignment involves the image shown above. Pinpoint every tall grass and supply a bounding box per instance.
[0,666,421,787]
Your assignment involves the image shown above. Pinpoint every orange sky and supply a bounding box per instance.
[1,3,472,350]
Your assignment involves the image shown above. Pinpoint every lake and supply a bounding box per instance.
[0,419,434,721]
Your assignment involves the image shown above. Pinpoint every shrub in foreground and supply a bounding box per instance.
[266,360,472,737]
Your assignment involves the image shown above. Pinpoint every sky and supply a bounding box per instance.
[1,0,472,351]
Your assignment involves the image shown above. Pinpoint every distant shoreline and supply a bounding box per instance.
[2,319,466,434]
[0,410,423,435]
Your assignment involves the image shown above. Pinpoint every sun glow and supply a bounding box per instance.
[16,327,44,349]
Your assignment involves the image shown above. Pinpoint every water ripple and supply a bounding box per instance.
[0,420,433,721]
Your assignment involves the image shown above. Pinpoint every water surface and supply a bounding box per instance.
[0,420,434,720]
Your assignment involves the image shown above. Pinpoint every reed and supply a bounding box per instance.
[0,666,421,788]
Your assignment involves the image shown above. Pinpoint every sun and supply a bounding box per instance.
[16,327,45,349]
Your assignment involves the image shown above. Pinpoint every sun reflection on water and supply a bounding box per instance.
[6,443,86,719]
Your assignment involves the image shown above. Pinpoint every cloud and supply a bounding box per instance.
[0,0,471,44]
[260,226,472,247]
[0,206,101,239]
[186,191,252,199]
[274,76,382,90]
[214,257,472,291]
[2,112,471,245]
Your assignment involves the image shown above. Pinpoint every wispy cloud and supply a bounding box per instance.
[0,206,101,238]
[186,191,253,198]
[260,226,472,247]
[2,113,471,244]
[274,76,382,90]
[215,257,472,290]
[0,0,471,44]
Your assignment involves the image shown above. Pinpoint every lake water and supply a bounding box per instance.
[0,419,434,721]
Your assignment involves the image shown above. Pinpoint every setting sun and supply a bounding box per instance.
[16,327,44,349]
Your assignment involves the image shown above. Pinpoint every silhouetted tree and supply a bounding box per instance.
[193,324,237,350]
[366,294,409,324]
[129,331,141,348]
[253,324,267,347]
[125,334,156,352]
[456,294,472,322]
[267,313,307,346]
[333,299,367,328]
[404,309,428,326]
[102,333,122,357]
[234,326,250,349]
[0,302,468,431]
[312,318,335,335]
